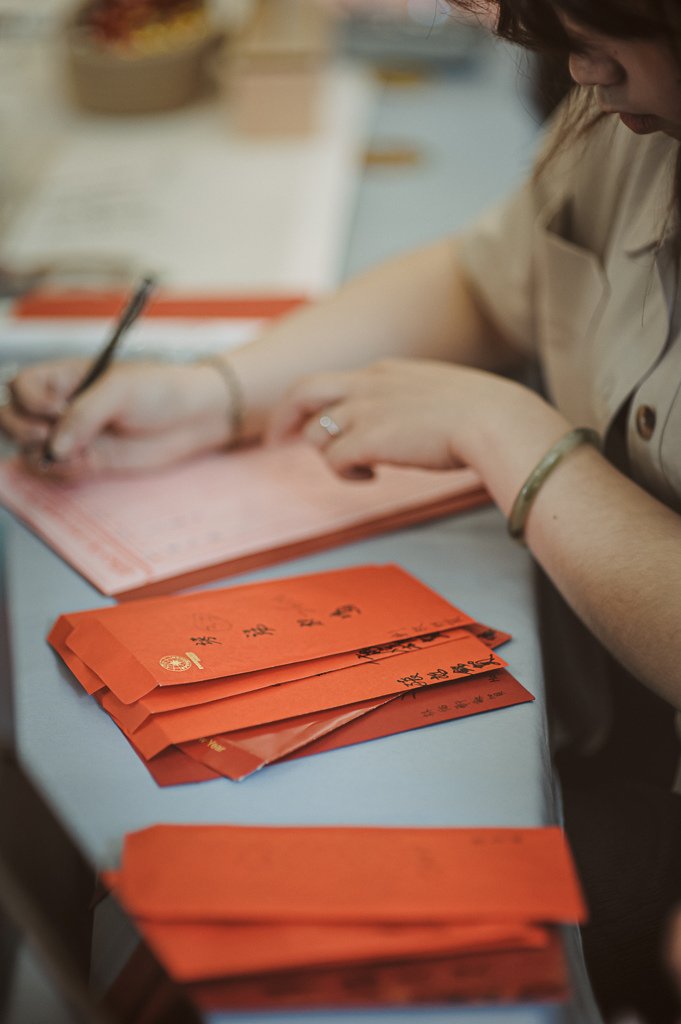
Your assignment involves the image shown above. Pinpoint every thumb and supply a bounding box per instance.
[49,374,128,461]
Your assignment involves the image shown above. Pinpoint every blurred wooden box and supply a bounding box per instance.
[223,0,332,136]
[65,5,217,115]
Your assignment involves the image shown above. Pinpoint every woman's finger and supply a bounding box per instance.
[315,424,380,479]
[0,402,51,446]
[25,421,221,479]
[266,372,352,442]
[47,372,138,461]
[302,405,349,450]
[10,359,90,418]
[316,404,463,478]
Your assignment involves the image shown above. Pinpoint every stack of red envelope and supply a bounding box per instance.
[48,564,534,784]
[105,823,586,1009]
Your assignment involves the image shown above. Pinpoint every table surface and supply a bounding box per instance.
[2,499,602,1024]
[1,29,602,1024]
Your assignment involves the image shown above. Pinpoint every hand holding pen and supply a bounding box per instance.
[0,275,240,477]
[41,275,156,465]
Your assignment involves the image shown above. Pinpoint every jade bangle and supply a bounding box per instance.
[507,427,601,543]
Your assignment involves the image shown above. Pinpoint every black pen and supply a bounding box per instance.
[42,275,156,464]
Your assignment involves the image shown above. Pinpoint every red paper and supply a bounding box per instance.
[13,291,306,319]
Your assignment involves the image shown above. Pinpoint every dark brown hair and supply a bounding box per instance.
[451,0,681,224]
[454,0,681,53]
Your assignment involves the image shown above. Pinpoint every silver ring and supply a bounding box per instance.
[319,413,342,438]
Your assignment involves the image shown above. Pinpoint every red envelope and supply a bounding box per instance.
[131,635,506,759]
[117,824,587,925]
[179,695,393,781]
[285,667,532,763]
[49,611,107,695]
[85,618,521,785]
[187,932,569,1009]
[50,564,474,703]
[106,823,581,1010]
[95,627,472,734]
[179,667,531,782]
[101,667,532,787]
[136,916,549,981]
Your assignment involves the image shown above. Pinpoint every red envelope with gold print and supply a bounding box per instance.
[49,564,474,704]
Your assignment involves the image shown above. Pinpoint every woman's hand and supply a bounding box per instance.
[0,358,233,477]
[268,358,484,476]
[267,357,562,494]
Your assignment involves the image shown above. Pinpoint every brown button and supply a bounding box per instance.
[635,404,656,440]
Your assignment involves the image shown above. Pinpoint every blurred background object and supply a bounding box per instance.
[65,0,220,114]
[218,0,333,136]
[326,0,483,72]
[0,0,65,240]
[0,0,542,316]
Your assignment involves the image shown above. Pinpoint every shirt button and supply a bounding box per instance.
[635,404,656,440]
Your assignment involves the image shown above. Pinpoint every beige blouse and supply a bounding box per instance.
[458,108,681,511]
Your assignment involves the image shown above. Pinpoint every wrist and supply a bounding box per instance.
[193,357,245,448]
[452,381,573,515]
[507,427,601,542]
[183,362,236,449]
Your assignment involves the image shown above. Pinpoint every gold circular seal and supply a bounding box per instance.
[159,654,192,672]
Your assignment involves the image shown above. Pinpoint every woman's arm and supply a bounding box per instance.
[270,359,681,710]
[468,386,681,711]
[499,415,681,713]
[0,239,519,475]
[228,238,519,441]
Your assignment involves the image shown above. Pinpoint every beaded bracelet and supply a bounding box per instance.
[200,355,244,447]
[507,427,601,543]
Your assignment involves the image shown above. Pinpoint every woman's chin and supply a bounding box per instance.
[618,112,661,135]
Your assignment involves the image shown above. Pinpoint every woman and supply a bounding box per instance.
[3,0,681,1018]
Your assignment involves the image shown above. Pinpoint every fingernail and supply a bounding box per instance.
[50,431,73,459]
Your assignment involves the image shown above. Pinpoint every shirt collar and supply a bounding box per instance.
[623,135,679,256]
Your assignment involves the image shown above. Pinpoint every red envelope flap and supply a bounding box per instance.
[132,635,507,759]
[56,565,473,704]
[100,689,150,733]
[118,824,587,925]
[47,612,107,695]
[65,617,159,702]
